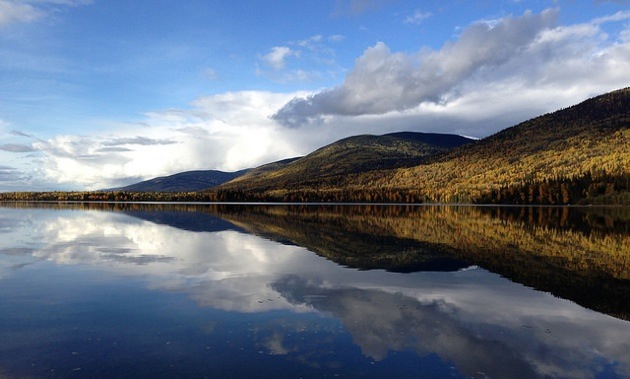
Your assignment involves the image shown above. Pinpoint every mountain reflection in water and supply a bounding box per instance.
[0,203,629,378]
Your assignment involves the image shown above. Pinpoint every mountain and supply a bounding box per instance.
[381,87,630,203]
[217,132,474,199]
[107,169,249,192]
[211,88,630,204]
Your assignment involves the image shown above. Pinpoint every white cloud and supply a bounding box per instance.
[31,91,308,190]
[294,34,323,47]
[272,8,630,132]
[257,35,344,84]
[0,0,91,27]
[260,46,298,70]
[592,9,630,24]
[273,9,560,125]
[0,0,42,27]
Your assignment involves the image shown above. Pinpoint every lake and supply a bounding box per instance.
[0,203,629,378]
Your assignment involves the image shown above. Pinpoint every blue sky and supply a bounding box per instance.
[1,0,629,191]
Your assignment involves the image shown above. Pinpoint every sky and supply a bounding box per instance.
[1,0,629,191]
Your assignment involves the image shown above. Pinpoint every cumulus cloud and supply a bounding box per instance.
[273,9,560,126]
[32,91,308,190]
[272,8,630,129]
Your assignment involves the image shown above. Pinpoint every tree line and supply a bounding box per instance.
[1,171,628,205]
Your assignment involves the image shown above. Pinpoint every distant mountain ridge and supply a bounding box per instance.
[220,132,474,195]
[107,169,249,192]
[111,132,472,194]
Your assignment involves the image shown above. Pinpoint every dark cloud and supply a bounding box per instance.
[0,165,22,181]
[0,143,36,152]
[96,146,133,153]
[10,130,35,138]
[0,248,35,256]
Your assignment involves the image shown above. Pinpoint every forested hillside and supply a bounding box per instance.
[380,87,630,203]
[106,169,249,192]
[212,88,630,204]
[219,132,473,197]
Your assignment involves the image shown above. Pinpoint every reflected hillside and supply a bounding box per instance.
[3,205,630,378]
[217,205,471,272]
[210,205,630,320]
[3,202,630,320]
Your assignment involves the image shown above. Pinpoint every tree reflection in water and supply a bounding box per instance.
[0,203,629,378]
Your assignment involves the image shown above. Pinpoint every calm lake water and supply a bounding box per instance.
[0,203,629,378]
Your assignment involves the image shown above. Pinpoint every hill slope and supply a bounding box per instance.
[109,169,249,192]
[218,132,473,196]
[380,87,630,203]
[211,88,630,204]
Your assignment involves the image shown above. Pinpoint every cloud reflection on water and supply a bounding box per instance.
[0,207,629,378]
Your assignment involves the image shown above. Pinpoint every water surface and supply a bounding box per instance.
[0,203,629,378]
